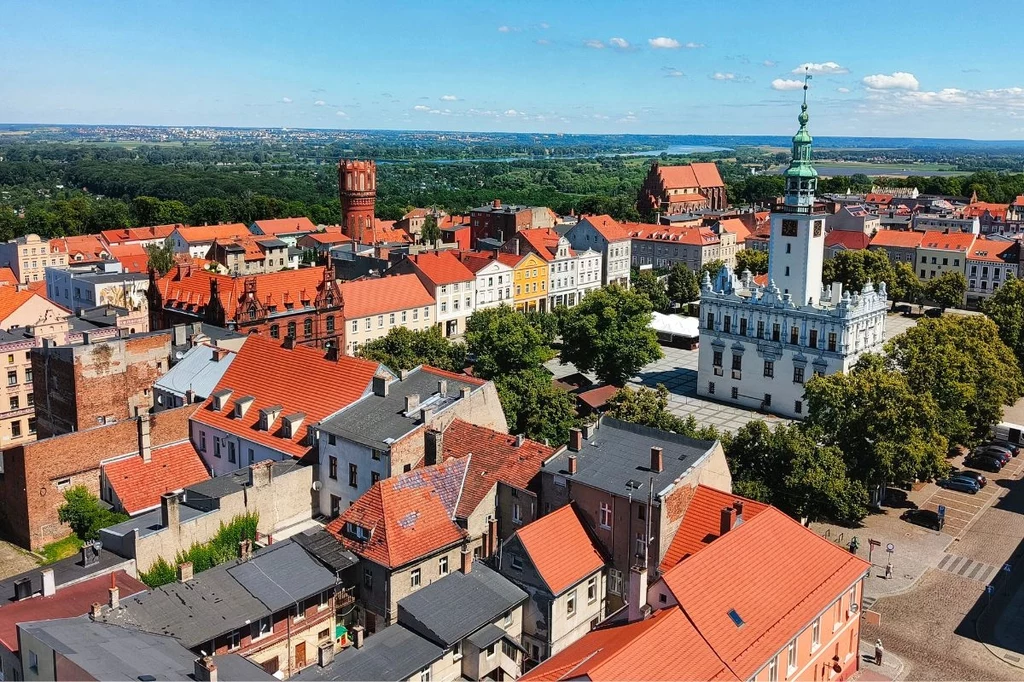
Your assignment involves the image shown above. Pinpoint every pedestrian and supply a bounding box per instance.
[874,639,884,666]
[885,562,893,580]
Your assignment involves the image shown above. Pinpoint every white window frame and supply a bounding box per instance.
[252,616,272,641]
[598,502,612,529]
[411,568,422,588]
[566,589,577,617]
[787,640,797,673]
[439,556,449,576]
[811,617,821,651]
[587,575,598,603]
[608,568,622,595]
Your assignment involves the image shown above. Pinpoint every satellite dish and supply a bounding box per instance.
[94,541,103,551]
[312,481,322,492]
[175,351,184,360]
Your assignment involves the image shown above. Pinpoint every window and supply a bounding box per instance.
[790,326,799,345]
[793,367,804,384]
[326,316,335,333]
[784,266,790,276]
[363,568,373,589]
[786,243,792,254]
[200,431,207,452]
[402,310,407,322]
[772,323,780,342]
[635,532,646,557]
[763,393,772,407]
[513,502,522,524]
[731,387,739,399]
[252,616,272,640]
[365,318,371,330]
[328,456,338,480]
[566,589,577,617]
[713,350,723,368]
[9,396,18,410]
[511,554,524,571]
[833,599,843,629]
[270,324,280,339]
[788,640,798,672]
[228,441,236,464]
[214,438,221,458]
[348,463,358,488]
[731,353,742,371]
[28,650,38,673]
[809,329,818,348]
[319,590,330,610]
[371,472,380,484]
[440,301,447,313]
[708,381,715,394]
[811,617,821,650]
[56,476,71,490]
[410,568,421,588]
[608,568,622,595]
[486,643,497,659]
[452,640,463,661]
[228,629,241,651]
[598,502,612,529]
[351,320,358,333]
[768,656,778,682]
[502,640,517,659]
[587,576,598,603]
[827,333,837,352]
[723,315,731,332]
[439,556,449,576]
[763,361,774,378]
[739,318,747,336]
[6,371,15,386]
[293,601,305,621]
[389,313,395,324]
[757,320,764,339]
[705,312,714,330]
[28,417,36,434]
[504,609,513,626]
[419,667,431,682]
[848,586,857,617]
[377,315,383,328]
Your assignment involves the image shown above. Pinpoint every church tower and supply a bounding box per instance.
[337,159,377,242]
[766,73,826,306]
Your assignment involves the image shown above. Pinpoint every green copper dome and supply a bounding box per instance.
[782,76,818,211]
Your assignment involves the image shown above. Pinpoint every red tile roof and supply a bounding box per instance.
[1013,195,1024,208]
[715,218,752,243]
[507,228,574,262]
[513,504,604,595]
[193,334,381,459]
[326,456,469,569]
[403,251,475,285]
[576,384,620,411]
[0,571,147,654]
[301,232,353,245]
[103,440,210,514]
[579,215,632,242]
[659,485,769,572]
[0,267,17,286]
[523,606,738,682]
[372,220,414,245]
[968,239,1016,263]
[252,217,316,236]
[660,508,870,679]
[667,194,707,204]
[657,162,724,190]
[865,193,893,205]
[60,235,110,262]
[919,230,975,252]
[868,230,925,249]
[438,419,555,519]
[0,287,45,325]
[824,230,871,251]
[107,243,149,273]
[962,202,1008,220]
[629,225,720,246]
[753,273,768,287]
[100,224,180,245]
[338,274,435,319]
[175,223,251,244]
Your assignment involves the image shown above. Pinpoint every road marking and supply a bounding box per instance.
[936,553,999,583]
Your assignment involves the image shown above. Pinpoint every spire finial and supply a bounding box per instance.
[798,68,812,126]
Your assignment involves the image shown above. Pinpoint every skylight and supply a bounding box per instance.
[727,609,745,627]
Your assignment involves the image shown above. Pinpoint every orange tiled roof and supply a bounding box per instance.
[1013,195,1024,208]
[752,273,768,287]
[107,243,149,273]
[522,606,738,682]
[968,239,1016,263]
[629,225,720,246]
[868,230,925,249]
[100,224,180,245]
[439,418,554,519]
[0,267,17,286]
[453,251,501,274]
[302,232,352,245]
[824,230,871,251]
[657,162,724,190]
[659,485,769,572]
[404,250,475,285]
[865,193,893,205]
[513,504,603,595]
[660,508,869,680]
[667,194,706,204]
[403,207,430,219]
[252,216,316,236]
[716,218,751,243]
[576,384,619,410]
[514,228,575,262]
[175,223,251,244]
[580,214,631,242]
[371,219,414,245]
[0,287,42,324]
[60,235,110,262]
[193,334,381,459]
[210,235,283,262]
[339,274,435,319]
[962,202,1008,220]
[103,440,210,514]
[326,456,469,569]
[918,230,975,251]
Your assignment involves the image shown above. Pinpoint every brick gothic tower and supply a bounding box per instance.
[338,159,377,242]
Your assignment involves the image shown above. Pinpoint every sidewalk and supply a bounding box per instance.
[854,639,905,681]
[976,541,1024,670]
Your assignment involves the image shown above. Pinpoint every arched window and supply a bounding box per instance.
[287,321,296,339]
[304,318,313,338]
[269,324,280,339]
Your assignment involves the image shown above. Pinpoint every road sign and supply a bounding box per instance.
[868,538,881,547]
[986,584,995,595]
[1004,563,1013,573]
[886,543,895,553]
[938,505,946,519]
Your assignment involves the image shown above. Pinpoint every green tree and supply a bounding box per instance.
[666,264,700,307]
[888,261,923,308]
[606,385,675,429]
[89,199,131,231]
[734,249,768,276]
[821,249,895,293]
[631,269,670,312]
[886,315,1024,445]
[358,326,466,373]
[982,277,1024,367]
[925,271,967,311]
[524,310,559,345]
[495,369,578,445]
[699,259,727,282]
[130,196,164,227]
[189,197,230,226]
[145,238,176,275]
[421,215,441,245]
[465,305,553,379]
[57,486,129,541]
[558,285,662,385]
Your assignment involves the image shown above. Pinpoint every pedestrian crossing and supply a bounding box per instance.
[935,553,999,583]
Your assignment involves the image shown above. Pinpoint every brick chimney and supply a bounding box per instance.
[178,561,194,583]
[733,500,744,525]
[108,585,119,610]
[195,656,217,682]
[567,454,578,476]
[569,428,583,452]
[650,446,663,474]
[720,506,737,536]
[372,374,389,397]
[138,415,152,464]
[424,428,443,466]
[461,546,473,574]
[282,335,295,350]
[351,625,365,649]
[90,602,102,618]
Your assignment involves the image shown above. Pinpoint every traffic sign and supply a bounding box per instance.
[868,538,881,547]
[886,543,895,553]
[1004,563,1013,573]
[938,505,946,519]
[986,584,995,595]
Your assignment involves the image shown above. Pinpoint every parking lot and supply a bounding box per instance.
[917,452,1024,536]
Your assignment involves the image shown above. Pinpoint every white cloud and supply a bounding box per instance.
[710,72,736,81]
[591,113,610,120]
[535,38,550,46]
[793,61,849,75]
[313,100,326,106]
[837,87,851,94]
[539,22,550,29]
[609,37,630,49]
[498,25,519,33]
[584,39,605,49]
[335,110,348,117]
[281,97,292,103]
[862,71,919,91]
[504,109,522,117]
[684,42,705,49]
[763,60,777,67]
[413,105,431,111]
[771,78,805,91]
[860,85,1024,117]
[664,69,685,78]
[648,37,681,49]
[440,94,458,101]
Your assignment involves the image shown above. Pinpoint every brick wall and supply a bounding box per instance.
[0,404,197,550]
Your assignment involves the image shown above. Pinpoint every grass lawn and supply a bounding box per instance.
[39,535,84,564]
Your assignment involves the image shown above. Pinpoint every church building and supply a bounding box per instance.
[696,84,888,419]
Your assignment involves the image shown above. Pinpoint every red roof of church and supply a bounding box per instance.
[103,440,210,514]
[656,162,724,190]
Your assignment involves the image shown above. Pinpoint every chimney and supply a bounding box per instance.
[399,369,410,381]
[184,388,195,405]
[239,538,252,560]
[81,331,92,345]
[627,566,649,622]
[325,345,339,362]
[460,546,473,574]
[108,585,120,610]
[372,374,389,397]
[515,434,525,447]
[405,394,420,413]
[41,568,56,597]
[178,561,194,583]
[424,429,443,466]
[249,460,273,488]
[459,386,471,400]
[160,492,180,533]
[733,500,744,525]
[138,415,152,464]
[567,454,578,476]
[195,656,218,682]
[81,541,99,567]
[493,199,501,209]
[720,506,737,536]
[420,406,435,424]
[569,428,583,452]
[211,347,229,362]
[650,446,663,474]
[90,602,102,618]
[318,641,335,668]
[351,625,365,649]
[172,324,186,347]
[437,379,447,397]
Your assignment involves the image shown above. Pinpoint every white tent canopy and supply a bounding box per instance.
[649,312,700,338]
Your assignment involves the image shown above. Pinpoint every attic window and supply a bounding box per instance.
[727,609,745,627]
[344,522,370,541]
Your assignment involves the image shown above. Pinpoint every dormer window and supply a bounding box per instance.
[344,522,371,541]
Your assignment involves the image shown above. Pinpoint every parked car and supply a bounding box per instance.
[901,508,944,531]
[938,477,980,494]
[975,447,1011,464]
[979,442,1016,458]
[983,440,1019,457]
[964,455,1003,473]
[950,469,987,488]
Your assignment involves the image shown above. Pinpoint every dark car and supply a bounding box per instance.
[938,477,980,494]
[964,455,1003,473]
[976,447,1011,464]
[979,443,1015,459]
[983,440,1019,457]
[901,508,944,531]
[950,469,987,488]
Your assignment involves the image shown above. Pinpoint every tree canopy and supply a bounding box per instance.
[58,486,129,541]
[465,305,554,379]
[145,238,176,276]
[734,249,768,276]
[888,261,924,307]
[822,249,895,293]
[420,215,440,245]
[606,385,721,441]
[357,326,466,373]
[924,271,967,310]
[630,269,670,312]
[982,277,1024,368]
[666,264,700,307]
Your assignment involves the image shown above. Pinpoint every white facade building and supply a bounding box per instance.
[467,257,515,310]
[566,216,632,287]
[696,91,888,419]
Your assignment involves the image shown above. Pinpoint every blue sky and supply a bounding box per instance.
[3,0,1023,139]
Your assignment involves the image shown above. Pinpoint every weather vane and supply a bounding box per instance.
[803,67,813,105]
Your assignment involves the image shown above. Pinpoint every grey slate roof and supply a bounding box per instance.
[228,541,336,612]
[0,546,131,604]
[318,367,480,449]
[542,416,718,502]
[293,624,443,682]
[99,501,207,540]
[397,561,527,648]
[467,622,507,650]
[156,343,236,399]
[293,528,359,573]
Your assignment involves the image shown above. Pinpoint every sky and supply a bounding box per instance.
[2,1,1023,140]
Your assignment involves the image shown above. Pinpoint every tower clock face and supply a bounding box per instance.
[781,219,798,237]
[813,220,823,237]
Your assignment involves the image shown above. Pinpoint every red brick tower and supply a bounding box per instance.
[338,159,377,242]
